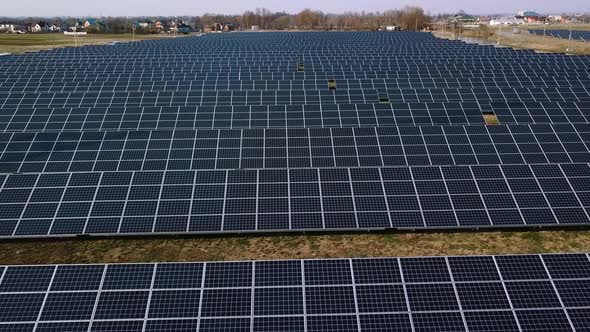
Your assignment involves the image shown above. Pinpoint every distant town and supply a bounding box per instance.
[442,10,590,28]
[0,8,589,35]
[0,18,195,35]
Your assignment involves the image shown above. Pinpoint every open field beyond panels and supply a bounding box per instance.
[0,33,178,54]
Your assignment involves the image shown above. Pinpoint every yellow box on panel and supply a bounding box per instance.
[482,111,500,126]
[328,80,336,90]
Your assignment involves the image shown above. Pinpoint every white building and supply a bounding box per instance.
[489,17,526,26]
[29,24,42,32]
[386,26,400,31]
[0,23,15,31]
[548,15,564,22]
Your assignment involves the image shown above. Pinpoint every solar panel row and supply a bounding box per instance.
[0,163,588,237]
[0,253,589,331]
[1,124,590,174]
[4,78,590,93]
[1,88,588,109]
[530,29,590,41]
[1,102,590,133]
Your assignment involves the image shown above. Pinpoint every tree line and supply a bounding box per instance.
[198,6,430,31]
[0,6,431,34]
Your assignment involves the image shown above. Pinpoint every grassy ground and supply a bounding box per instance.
[1,231,589,265]
[0,33,182,54]
[435,25,590,55]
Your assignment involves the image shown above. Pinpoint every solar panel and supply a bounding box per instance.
[0,31,589,238]
[0,101,587,133]
[0,123,588,173]
[0,163,588,237]
[0,253,588,331]
[529,29,590,42]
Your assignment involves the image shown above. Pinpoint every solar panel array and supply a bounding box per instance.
[529,29,590,41]
[0,253,589,331]
[1,31,590,238]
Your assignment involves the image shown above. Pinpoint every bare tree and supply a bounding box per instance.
[11,6,434,34]
[295,9,324,30]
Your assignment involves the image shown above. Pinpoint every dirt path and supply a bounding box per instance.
[1,231,589,265]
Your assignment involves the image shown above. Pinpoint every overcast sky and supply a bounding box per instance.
[3,0,590,17]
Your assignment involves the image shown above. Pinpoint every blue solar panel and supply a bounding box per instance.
[0,253,588,331]
[530,29,590,41]
[0,31,589,238]
[0,163,588,237]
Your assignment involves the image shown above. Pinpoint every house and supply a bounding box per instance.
[83,19,108,32]
[517,10,541,17]
[167,20,178,33]
[516,10,546,24]
[29,23,41,32]
[169,20,194,34]
[206,23,233,33]
[29,22,50,33]
[154,20,164,33]
[525,16,544,24]
[385,26,400,31]
[548,15,564,23]
[83,19,97,28]
[29,22,60,33]
[0,23,16,32]
[135,21,154,30]
[251,25,260,31]
[61,21,82,32]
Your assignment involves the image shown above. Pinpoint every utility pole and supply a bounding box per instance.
[543,21,546,40]
[567,12,573,52]
[72,27,79,47]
